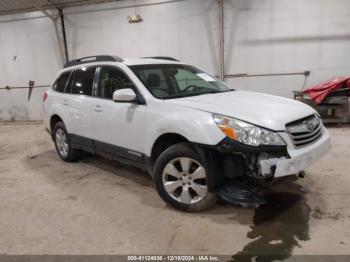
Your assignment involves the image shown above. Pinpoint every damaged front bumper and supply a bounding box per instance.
[215,127,331,179]
[214,128,331,208]
[260,128,331,177]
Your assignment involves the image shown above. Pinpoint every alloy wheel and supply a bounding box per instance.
[55,128,69,158]
[162,157,208,204]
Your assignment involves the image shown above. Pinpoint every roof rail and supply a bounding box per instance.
[64,55,124,68]
[145,56,180,62]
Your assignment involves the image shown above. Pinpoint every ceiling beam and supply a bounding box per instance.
[31,1,57,21]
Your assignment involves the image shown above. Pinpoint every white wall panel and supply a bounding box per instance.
[1,0,350,120]
[0,12,61,120]
[224,0,350,98]
[64,0,219,73]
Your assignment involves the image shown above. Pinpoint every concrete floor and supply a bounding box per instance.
[0,122,349,257]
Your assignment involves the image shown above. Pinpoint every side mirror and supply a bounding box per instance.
[113,88,137,102]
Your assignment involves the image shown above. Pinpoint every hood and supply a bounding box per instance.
[167,90,316,131]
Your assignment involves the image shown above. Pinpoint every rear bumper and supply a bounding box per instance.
[260,128,331,177]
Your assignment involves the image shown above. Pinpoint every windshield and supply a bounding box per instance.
[130,64,233,99]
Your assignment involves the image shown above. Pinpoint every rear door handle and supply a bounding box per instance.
[94,105,103,113]
[63,99,69,106]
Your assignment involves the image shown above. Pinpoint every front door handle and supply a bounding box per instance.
[94,105,103,113]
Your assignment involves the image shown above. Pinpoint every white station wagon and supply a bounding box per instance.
[43,55,331,212]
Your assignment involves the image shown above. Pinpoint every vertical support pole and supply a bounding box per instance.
[218,0,225,82]
[58,8,69,63]
[53,20,66,65]
[31,1,68,66]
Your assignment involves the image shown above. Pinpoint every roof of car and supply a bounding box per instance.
[122,58,182,66]
[63,55,182,69]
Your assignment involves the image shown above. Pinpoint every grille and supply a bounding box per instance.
[286,115,323,147]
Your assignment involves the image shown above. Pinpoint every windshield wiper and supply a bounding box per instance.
[162,89,234,99]
[196,89,234,96]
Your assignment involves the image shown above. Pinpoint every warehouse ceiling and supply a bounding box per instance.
[0,0,119,15]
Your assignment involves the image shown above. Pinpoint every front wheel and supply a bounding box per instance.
[153,143,217,212]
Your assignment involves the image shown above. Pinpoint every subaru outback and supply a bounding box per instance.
[43,55,331,212]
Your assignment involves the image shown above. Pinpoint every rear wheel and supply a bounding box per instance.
[153,143,217,212]
[53,122,80,162]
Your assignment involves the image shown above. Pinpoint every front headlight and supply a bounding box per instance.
[213,114,285,146]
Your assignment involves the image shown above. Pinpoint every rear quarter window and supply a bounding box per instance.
[53,71,71,92]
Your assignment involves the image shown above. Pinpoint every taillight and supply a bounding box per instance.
[43,91,48,102]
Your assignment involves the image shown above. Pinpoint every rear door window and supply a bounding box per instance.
[53,71,71,92]
[71,67,96,96]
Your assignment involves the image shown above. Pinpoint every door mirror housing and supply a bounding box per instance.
[113,88,137,102]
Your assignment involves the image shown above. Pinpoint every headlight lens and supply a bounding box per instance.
[213,114,285,146]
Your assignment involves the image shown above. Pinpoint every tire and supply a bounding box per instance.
[153,143,217,212]
[53,121,80,162]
